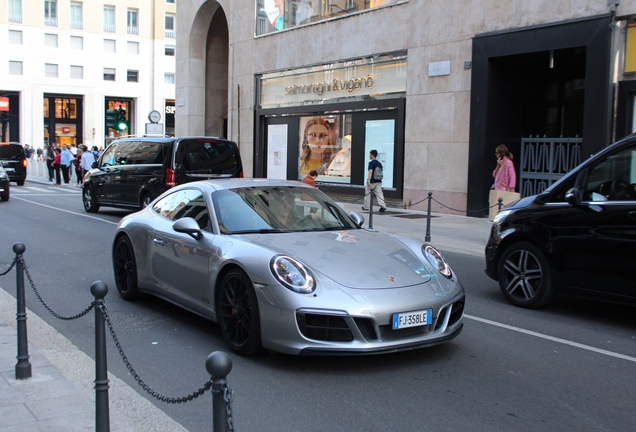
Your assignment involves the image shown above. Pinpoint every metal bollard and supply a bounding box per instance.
[425,192,432,243]
[14,242,32,380]
[497,197,504,212]
[206,351,233,432]
[91,281,110,432]
[368,189,375,230]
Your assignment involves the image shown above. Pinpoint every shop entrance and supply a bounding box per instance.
[43,95,83,148]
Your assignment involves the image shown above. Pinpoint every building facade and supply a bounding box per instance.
[176,0,636,214]
[1,0,178,151]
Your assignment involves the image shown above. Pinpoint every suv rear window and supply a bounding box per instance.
[0,144,24,160]
[175,139,240,176]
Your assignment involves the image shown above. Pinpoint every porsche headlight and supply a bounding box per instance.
[270,255,316,294]
[422,245,452,279]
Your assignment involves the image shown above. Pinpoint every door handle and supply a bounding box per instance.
[628,211,636,220]
[153,238,164,246]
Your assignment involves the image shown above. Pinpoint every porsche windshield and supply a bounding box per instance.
[213,186,358,234]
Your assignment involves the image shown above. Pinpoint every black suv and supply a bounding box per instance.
[485,135,636,308]
[0,142,27,185]
[83,136,243,212]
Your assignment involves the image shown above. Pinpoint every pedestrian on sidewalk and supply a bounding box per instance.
[302,170,318,187]
[79,145,95,184]
[492,144,516,192]
[45,145,56,181]
[362,150,386,212]
[52,148,62,185]
[60,145,73,184]
[73,148,83,185]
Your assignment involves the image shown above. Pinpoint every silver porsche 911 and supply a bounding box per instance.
[112,179,465,355]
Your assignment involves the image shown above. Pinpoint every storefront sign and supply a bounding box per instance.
[0,97,9,112]
[259,52,407,109]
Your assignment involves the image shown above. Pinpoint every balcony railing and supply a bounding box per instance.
[165,30,175,38]
[70,20,83,29]
[127,26,139,35]
[44,17,58,27]
[103,24,116,33]
[8,14,22,23]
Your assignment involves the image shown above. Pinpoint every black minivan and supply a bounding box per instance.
[485,135,636,308]
[0,142,27,185]
[83,136,243,213]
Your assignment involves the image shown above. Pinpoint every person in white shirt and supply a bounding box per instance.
[79,146,95,185]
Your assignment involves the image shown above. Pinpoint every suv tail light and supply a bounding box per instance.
[166,168,176,187]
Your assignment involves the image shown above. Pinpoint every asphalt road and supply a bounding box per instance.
[1,183,635,431]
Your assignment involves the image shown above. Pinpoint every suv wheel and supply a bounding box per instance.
[83,186,100,213]
[497,242,554,308]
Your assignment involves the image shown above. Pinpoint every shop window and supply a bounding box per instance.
[103,6,115,33]
[70,65,83,79]
[45,33,58,47]
[9,61,23,75]
[127,70,139,83]
[9,30,22,44]
[55,98,77,119]
[127,9,139,35]
[165,45,175,56]
[167,0,175,3]
[45,63,58,78]
[104,68,116,81]
[128,41,139,55]
[70,2,82,29]
[71,35,83,50]
[255,0,408,36]
[43,98,49,118]
[104,39,116,52]
[165,73,175,84]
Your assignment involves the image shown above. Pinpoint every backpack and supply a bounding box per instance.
[373,165,384,181]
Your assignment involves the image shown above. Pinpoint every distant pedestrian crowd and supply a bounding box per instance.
[35,143,102,186]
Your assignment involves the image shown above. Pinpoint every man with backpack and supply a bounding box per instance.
[362,149,386,212]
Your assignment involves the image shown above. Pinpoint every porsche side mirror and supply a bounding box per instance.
[349,211,365,228]
[173,217,203,240]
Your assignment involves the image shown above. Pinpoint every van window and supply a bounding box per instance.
[583,145,636,202]
[100,143,119,166]
[125,141,165,165]
[0,144,24,160]
[114,141,140,165]
[175,139,240,176]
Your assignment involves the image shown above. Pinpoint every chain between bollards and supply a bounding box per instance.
[14,242,31,380]
[425,192,433,243]
[92,281,110,432]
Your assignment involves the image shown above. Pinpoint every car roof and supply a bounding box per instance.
[183,178,312,191]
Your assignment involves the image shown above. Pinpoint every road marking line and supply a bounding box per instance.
[12,196,118,225]
[23,186,51,192]
[13,193,80,196]
[465,314,636,363]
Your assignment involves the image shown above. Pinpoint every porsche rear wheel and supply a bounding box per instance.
[113,236,141,300]
[217,268,262,356]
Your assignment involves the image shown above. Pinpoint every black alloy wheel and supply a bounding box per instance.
[113,236,141,300]
[83,186,100,213]
[497,242,554,308]
[217,269,262,356]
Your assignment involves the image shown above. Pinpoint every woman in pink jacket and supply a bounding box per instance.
[493,144,516,192]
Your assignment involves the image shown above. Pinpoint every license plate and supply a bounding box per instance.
[392,309,432,330]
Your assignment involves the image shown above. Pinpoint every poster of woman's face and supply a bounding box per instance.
[298,116,339,178]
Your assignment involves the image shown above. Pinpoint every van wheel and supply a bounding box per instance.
[140,192,153,209]
[497,242,554,308]
[16,180,24,186]
[83,186,100,213]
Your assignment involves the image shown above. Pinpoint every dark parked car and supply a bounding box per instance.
[486,135,636,308]
[83,136,243,213]
[0,166,10,201]
[0,142,27,186]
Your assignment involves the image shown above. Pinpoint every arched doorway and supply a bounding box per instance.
[205,7,228,138]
